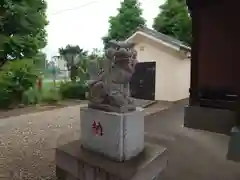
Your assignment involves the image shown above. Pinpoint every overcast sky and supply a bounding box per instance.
[43,0,165,60]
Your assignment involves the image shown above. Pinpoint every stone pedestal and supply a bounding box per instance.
[184,105,235,135]
[227,127,240,162]
[80,107,144,162]
[56,140,167,180]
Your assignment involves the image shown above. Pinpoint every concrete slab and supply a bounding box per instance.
[131,98,157,108]
[56,140,167,180]
[227,127,240,162]
[145,103,240,180]
[184,105,236,135]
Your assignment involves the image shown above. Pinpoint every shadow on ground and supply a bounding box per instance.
[1,100,240,180]
[145,100,240,180]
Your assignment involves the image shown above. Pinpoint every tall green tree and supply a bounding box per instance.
[153,0,192,45]
[87,48,105,78]
[59,45,88,82]
[0,0,48,67]
[33,52,47,70]
[102,0,146,48]
[88,48,104,68]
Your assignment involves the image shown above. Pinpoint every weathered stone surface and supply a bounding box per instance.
[88,40,138,113]
[227,126,240,162]
[56,140,167,180]
[88,102,135,113]
[184,105,235,135]
[80,107,144,161]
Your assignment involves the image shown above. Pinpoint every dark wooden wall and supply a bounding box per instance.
[197,0,240,92]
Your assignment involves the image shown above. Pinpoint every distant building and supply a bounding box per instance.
[52,55,69,79]
[126,26,191,102]
[52,55,67,71]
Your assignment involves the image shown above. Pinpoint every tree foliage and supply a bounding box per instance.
[0,59,38,108]
[153,0,192,45]
[33,52,47,70]
[0,0,48,67]
[88,49,104,61]
[102,0,146,48]
[59,45,88,82]
[88,48,104,69]
[59,45,87,68]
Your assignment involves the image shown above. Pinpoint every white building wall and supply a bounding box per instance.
[131,36,190,101]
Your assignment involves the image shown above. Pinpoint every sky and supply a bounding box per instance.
[43,0,165,60]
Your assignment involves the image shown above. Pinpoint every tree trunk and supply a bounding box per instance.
[70,66,77,82]
[236,97,240,127]
[0,57,7,69]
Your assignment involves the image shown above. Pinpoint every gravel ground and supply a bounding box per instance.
[0,105,82,180]
[1,102,240,180]
[0,102,168,180]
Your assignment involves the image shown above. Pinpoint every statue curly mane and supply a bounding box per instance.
[88,40,138,113]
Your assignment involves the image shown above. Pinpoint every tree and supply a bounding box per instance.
[86,48,105,80]
[153,0,192,45]
[33,52,47,70]
[59,45,88,82]
[102,0,146,48]
[88,48,104,68]
[0,0,48,67]
[0,59,38,108]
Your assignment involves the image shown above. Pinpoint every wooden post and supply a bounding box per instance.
[188,1,199,106]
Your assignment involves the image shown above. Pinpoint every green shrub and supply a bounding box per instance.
[0,59,38,108]
[0,80,14,108]
[42,88,61,104]
[59,81,88,100]
[22,87,40,105]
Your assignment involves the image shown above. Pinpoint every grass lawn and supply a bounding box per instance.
[40,79,64,100]
[41,79,70,98]
[42,79,68,91]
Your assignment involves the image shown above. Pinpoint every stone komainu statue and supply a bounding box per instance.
[88,40,138,113]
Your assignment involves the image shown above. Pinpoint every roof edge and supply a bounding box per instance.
[126,30,191,53]
[127,26,191,52]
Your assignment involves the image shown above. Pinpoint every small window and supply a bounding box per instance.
[140,46,144,51]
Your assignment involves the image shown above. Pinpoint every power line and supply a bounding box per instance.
[50,1,99,16]
[49,0,152,16]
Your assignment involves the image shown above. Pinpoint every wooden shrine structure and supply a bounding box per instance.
[184,0,240,135]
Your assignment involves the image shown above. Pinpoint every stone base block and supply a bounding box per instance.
[88,103,136,113]
[184,105,235,135]
[80,107,144,162]
[56,140,167,180]
[227,127,240,162]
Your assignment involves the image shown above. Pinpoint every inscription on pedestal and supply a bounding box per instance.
[92,121,104,136]
[80,107,144,162]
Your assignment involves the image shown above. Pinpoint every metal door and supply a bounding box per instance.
[130,62,156,100]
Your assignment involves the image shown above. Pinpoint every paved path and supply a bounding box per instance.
[145,102,240,180]
[0,102,240,180]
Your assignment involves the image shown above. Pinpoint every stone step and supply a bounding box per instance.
[131,98,157,108]
[144,132,175,147]
[56,140,167,180]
